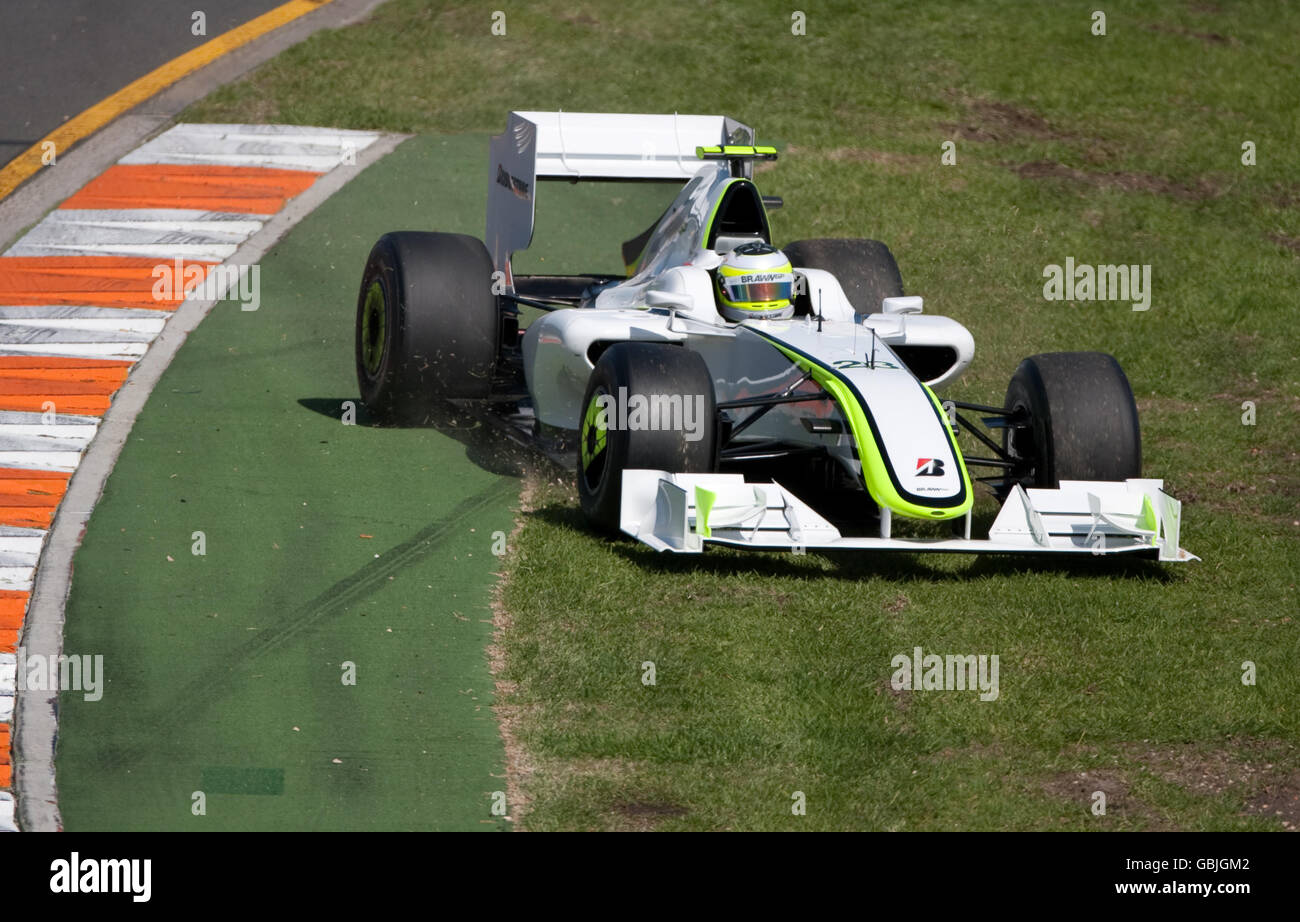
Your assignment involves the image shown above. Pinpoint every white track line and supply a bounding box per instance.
[0,323,162,343]
[0,526,50,538]
[7,209,269,259]
[0,317,168,335]
[0,537,45,559]
[0,306,173,322]
[10,242,243,260]
[0,426,97,452]
[0,452,82,472]
[0,343,150,359]
[0,793,14,833]
[0,550,39,570]
[120,123,381,172]
[0,411,101,427]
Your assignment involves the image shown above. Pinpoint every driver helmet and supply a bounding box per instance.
[715,241,795,322]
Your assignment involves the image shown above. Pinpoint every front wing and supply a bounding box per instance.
[619,470,1198,562]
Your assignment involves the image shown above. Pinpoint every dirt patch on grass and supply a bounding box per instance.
[942,99,1067,143]
[1123,740,1300,830]
[1249,776,1300,829]
[1042,769,1127,806]
[612,799,688,830]
[926,741,1005,762]
[1266,232,1300,256]
[883,593,910,614]
[1144,22,1234,45]
[1010,159,1220,201]
[873,671,915,723]
[1041,768,1177,828]
[1263,183,1300,210]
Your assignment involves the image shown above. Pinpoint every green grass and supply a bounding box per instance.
[187,0,1300,829]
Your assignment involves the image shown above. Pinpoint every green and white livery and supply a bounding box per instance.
[353,111,1197,563]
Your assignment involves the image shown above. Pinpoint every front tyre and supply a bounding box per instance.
[578,343,717,532]
[1003,351,1141,490]
[355,231,499,423]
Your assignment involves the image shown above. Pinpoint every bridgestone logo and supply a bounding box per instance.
[915,457,945,476]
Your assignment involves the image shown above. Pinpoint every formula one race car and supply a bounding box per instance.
[353,111,1195,562]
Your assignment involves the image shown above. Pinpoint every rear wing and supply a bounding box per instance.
[486,111,754,289]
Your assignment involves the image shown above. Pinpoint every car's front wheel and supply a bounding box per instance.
[578,343,718,532]
[1003,351,1142,492]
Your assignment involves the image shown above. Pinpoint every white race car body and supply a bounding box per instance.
[486,111,1196,562]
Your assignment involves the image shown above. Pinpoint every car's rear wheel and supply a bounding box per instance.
[355,231,499,423]
[1003,351,1142,491]
[578,343,717,532]
[781,238,904,314]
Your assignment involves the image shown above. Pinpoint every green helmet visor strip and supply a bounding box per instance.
[716,262,795,311]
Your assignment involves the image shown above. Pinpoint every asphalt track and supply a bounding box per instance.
[0,0,287,169]
[54,134,521,830]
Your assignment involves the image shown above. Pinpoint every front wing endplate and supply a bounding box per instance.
[618,470,1198,561]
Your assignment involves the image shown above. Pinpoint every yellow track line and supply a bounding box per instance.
[0,0,333,202]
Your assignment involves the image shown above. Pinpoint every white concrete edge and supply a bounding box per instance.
[13,130,411,832]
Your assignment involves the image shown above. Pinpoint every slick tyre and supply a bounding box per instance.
[782,238,905,315]
[1003,351,1142,490]
[355,231,498,423]
[578,343,717,532]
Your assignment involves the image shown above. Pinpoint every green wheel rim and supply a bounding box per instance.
[360,280,386,377]
[580,387,609,486]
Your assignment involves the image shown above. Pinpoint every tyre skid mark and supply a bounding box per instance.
[87,480,517,775]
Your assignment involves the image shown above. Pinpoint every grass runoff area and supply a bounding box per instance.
[187,1,1298,830]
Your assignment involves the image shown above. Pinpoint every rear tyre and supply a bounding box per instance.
[355,231,498,423]
[578,343,717,532]
[1003,352,1142,490]
[781,238,904,314]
